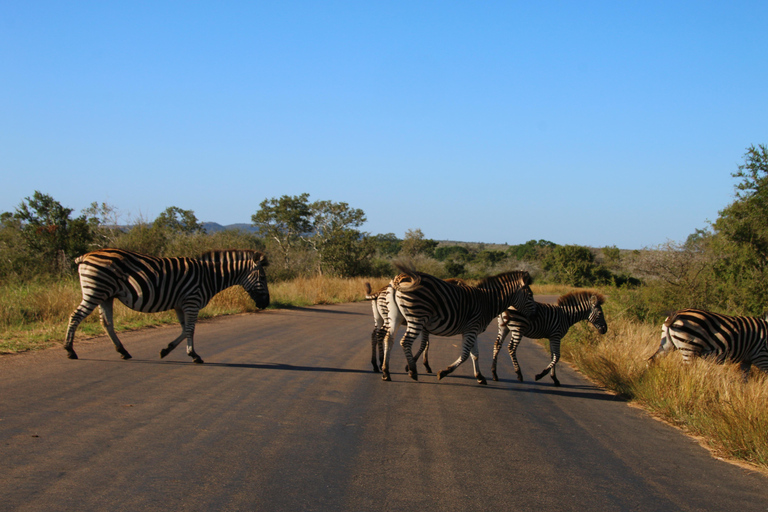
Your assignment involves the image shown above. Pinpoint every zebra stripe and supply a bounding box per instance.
[492,291,607,386]
[382,265,535,385]
[64,248,269,363]
[650,308,768,380]
[364,281,437,374]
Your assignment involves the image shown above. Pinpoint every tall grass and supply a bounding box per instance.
[560,304,768,471]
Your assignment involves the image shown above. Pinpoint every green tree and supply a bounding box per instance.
[13,191,94,273]
[709,144,768,313]
[251,194,312,267]
[370,233,401,257]
[542,244,598,286]
[399,229,438,257]
[307,199,369,276]
[153,206,205,235]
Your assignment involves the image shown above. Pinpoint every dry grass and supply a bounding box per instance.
[559,308,768,471]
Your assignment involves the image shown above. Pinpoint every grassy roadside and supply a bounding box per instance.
[556,299,768,473]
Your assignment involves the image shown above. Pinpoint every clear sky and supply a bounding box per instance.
[2,1,766,249]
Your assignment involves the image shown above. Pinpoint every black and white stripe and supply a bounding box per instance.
[365,282,432,374]
[492,291,607,386]
[650,308,768,380]
[382,266,535,385]
[64,248,269,363]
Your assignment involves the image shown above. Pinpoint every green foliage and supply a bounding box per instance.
[153,206,205,235]
[709,144,768,314]
[399,229,438,257]
[370,233,401,257]
[434,245,469,262]
[252,193,312,266]
[12,191,94,274]
[507,239,556,261]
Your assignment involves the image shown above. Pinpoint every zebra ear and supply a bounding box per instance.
[259,254,269,267]
[590,295,598,307]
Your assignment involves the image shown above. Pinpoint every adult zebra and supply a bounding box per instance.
[491,291,607,386]
[649,308,768,380]
[382,265,535,384]
[365,282,433,374]
[64,248,270,363]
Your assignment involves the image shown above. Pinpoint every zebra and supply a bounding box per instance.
[491,291,607,386]
[364,281,444,374]
[381,265,535,385]
[649,308,768,380]
[64,248,270,363]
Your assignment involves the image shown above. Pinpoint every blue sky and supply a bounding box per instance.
[2,1,766,249]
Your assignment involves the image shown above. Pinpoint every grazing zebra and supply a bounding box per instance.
[649,308,768,380]
[64,248,270,363]
[382,265,535,385]
[491,291,607,386]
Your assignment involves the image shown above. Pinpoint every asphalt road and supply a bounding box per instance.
[1,300,767,512]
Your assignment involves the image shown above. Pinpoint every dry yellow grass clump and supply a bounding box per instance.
[559,309,768,470]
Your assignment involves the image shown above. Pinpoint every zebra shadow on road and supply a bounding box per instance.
[81,358,373,375]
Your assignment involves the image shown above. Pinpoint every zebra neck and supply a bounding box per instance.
[207,261,249,292]
[561,301,591,325]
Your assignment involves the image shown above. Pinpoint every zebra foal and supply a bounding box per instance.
[364,281,435,374]
[382,265,535,385]
[65,248,270,363]
[650,308,768,380]
[491,291,607,386]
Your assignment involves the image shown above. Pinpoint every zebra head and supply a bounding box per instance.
[243,253,270,309]
[504,271,536,318]
[588,294,608,334]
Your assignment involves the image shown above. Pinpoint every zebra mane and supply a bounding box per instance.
[198,249,268,266]
[556,290,604,307]
[476,270,532,289]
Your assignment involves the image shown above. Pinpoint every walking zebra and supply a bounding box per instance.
[382,265,535,384]
[64,248,270,363]
[364,281,434,374]
[649,308,768,380]
[491,291,607,386]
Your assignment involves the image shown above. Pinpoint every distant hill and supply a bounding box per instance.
[202,222,259,234]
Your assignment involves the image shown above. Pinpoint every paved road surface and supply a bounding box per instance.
[1,301,767,511]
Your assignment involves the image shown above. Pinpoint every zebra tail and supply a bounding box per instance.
[392,262,422,291]
[74,255,88,265]
[364,282,375,300]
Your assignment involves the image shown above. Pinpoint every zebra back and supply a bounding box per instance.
[392,267,534,337]
[503,290,607,339]
[663,308,768,366]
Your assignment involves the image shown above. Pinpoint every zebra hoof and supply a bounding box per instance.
[477,376,488,385]
[372,366,381,373]
[120,352,132,360]
[66,350,78,360]
[192,356,204,364]
[382,372,391,382]
[159,348,170,359]
[423,363,432,374]
[437,370,448,381]
[516,372,524,382]
[408,370,418,381]
[552,378,561,387]
[491,371,499,381]
[535,372,546,381]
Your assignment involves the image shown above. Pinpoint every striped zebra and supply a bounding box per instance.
[364,281,435,374]
[382,265,535,385]
[64,248,270,363]
[650,308,768,380]
[491,291,607,386]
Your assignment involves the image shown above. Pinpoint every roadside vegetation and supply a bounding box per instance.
[2,144,768,471]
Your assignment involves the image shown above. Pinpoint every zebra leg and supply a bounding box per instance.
[400,326,423,381]
[535,337,561,386]
[182,308,204,364]
[159,308,190,360]
[438,333,487,385]
[98,298,132,359]
[409,331,431,374]
[64,299,100,359]
[469,337,488,385]
[508,331,524,382]
[371,327,382,373]
[381,329,394,381]
[491,323,509,381]
[421,332,432,374]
